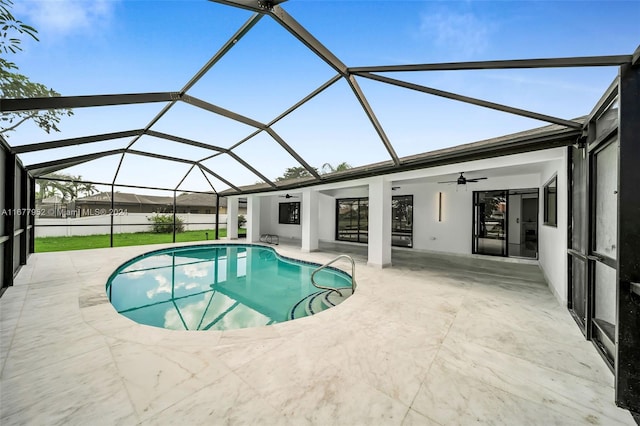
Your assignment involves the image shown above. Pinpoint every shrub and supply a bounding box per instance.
[147,214,184,233]
[238,214,247,228]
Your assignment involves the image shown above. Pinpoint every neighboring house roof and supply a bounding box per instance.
[75,191,223,207]
[38,195,65,204]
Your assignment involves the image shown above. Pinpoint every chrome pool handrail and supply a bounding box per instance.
[310,254,356,297]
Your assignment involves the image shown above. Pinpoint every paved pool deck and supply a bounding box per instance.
[0,241,635,425]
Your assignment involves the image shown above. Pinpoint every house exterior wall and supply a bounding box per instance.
[538,155,568,305]
[253,148,569,304]
[260,196,302,241]
[318,193,336,242]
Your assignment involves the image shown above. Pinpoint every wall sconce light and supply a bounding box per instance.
[438,192,442,222]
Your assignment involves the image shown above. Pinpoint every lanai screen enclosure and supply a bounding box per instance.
[0,0,639,415]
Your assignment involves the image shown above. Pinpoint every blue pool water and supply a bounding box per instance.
[106,244,353,331]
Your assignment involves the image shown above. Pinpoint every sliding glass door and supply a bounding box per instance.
[336,195,413,246]
[392,195,413,248]
[473,190,507,256]
[336,198,368,243]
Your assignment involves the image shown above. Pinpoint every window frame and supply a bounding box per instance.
[335,197,369,243]
[391,194,414,248]
[278,202,300,225]
[543,174,558,227]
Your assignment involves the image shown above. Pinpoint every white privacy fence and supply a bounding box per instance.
[35,213,228,238]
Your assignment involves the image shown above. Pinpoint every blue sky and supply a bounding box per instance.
[6,0,640,193]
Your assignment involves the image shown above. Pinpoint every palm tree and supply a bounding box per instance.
[36,173,98,201]
[321,162,352,174]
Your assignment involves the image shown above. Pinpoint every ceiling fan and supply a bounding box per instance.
[437,172,488,185]
[278,194,299,199]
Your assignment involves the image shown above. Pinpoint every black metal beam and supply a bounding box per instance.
[37,175,218,195]
[117,13,262,175]
[172,190,177,243]
[19,167,28,265]
[0,93,179,112]
[175,164,197,192]
[110,184,114,247]
[630,45,640,67]
[126,149,195,165]
[3,153,16,288]
[349,55,633,73]
[586,78,619,127]
[28,176,35,255]
[198,166,219,193]
[264,128,321,179]
[12,130,144,154]
[615,62,640,413]
[269,5,348,76]
[181,13,263,93]
[181,95,266,129]
[356,72,583,130]
[347,75,400,165]
[27,149,125,176]
[215,193,220,240]
[145,130,227,153]
[199,164,242,193]
[267,74,342,126]
[226,151,276,187]
[208,0,287,13]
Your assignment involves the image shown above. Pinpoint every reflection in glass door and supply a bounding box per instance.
[392,195,413,247]
[473,190,507,256]
[590,137,619,365]
[336,198,369,243]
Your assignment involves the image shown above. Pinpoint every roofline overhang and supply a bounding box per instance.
[220,124,582,197]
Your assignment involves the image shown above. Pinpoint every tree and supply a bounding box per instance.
[0,0,73,137]
[0,0,37,54]
[36,173,98,202]
[275,166,317,181]
[321,162,352,174]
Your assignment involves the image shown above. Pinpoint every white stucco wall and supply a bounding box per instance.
[538,155,568,305]
[259,195,302,241]
[318,193,336,241]
[249,148,569,305]
[393,174,540,254]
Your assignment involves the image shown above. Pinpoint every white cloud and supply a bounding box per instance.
[419,11,490,57]
[17,0,117,38]
[146,274,171,299]
[182,263,210,279]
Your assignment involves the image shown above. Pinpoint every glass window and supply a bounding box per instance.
[595,140,618,260]
[336,198,368,243]
[543,175,557,227]
[278,202,300,225]
[595,98,618,141]
[392,195,413,248]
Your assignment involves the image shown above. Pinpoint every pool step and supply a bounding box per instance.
[289,288,353,320]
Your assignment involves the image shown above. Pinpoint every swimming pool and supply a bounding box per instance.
[106,244,354,331]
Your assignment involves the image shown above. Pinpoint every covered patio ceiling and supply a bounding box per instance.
[1,0,637,196]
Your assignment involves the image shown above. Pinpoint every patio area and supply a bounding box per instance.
[0,241,635,425]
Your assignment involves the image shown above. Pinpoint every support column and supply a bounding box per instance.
[367,176,392,268]
[227,197,238,240]
[615,60,640,413]
[3,153,16,288]
[246,195,261,243]
[301,188,319,252]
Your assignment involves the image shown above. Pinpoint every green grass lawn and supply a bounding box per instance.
[35,229,235,252]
